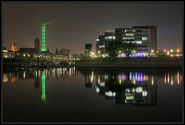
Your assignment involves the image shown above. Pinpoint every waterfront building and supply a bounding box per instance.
[115,26,157,57]
[3,49,15,58]
[18,48,37,57]
[96,26,157,57]
[84,43,92,57]
[34,37,40,52]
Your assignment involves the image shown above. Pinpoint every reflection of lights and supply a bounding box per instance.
[171,76,173,86]
[129,72,132,80]
[3,74,8,82]
[41,72,46,102]
[177,72,180,85]
[105,91,115,97]
[12,77,16,85]
[126,89,130,92]
[119,79,122,84]
[132,88,135,92]
[151,76,154,85]
[105,74,108,80]
[23,71,26,78]
[167,74,170,84]
[133,80,136,84]
[136,87,143,93]
[164,74,166,84]
[35,70,38,78]
[180,74,182,81]
[91,71,94,83]
[99,82,105,87]
[98,76,100,84]
[95,86,100,93]
[142,91,147,96]
[126,95,134,100]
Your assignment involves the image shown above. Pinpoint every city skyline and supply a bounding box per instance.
[2,1,183,54]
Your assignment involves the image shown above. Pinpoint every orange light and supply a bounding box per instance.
[164,49,167,52]
[177,49,180,53]
[157,51,159,53]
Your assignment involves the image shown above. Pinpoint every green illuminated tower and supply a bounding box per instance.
[41,24,46,51]
[41,71,46,102]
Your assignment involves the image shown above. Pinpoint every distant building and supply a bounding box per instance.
[34,37,40,52]
[84,43,92,57]
[11,42,18,52]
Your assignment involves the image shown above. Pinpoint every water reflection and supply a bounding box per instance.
[2,67,182,105]
[79,69,182,105]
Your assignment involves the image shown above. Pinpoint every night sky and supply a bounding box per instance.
[2,1,183,54]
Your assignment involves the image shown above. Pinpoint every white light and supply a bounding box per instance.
[95,86,100,93]
[142,91,148,96]
[126,95,134,100]
[99,82,105,87]
[142,37,147,40]
[136,87,143,93]
[135,41,142,44]
[23,71,26,78]
[99,45,105,48]
[105,91,115,97]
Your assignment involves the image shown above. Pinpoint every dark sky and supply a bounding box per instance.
[2,1,184,54]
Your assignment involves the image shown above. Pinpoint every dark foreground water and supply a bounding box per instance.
[2,67,183,123]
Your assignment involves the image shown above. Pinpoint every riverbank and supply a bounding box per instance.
[76,57,183,68]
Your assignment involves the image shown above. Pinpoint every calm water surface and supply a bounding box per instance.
[2,67,183,122]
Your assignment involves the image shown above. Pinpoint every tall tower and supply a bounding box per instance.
[41,24,46,51]
[34,37,40,52]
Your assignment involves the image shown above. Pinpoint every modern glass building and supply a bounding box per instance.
[96,26,157,57]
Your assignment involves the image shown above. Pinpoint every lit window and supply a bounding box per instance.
[99,45,105,48]
[125,33,134,36]
[135,41,142,44]
[142,37,147,40]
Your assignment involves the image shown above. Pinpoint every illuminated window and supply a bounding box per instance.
[125,33,134,36]
[142,37,147,40]
[99,45,105,48]
[125,37,135,40]
[135,41,142,44]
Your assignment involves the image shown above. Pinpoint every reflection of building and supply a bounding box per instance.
[93,71,157,105]
[84,74,92,88]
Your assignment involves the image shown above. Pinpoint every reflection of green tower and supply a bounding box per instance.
[41,71,46,102]
[41,24,46,51]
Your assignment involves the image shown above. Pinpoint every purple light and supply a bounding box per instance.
[137,73,140,81]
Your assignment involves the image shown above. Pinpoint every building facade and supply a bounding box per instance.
[96,26,157,57]
[34,37,40,52]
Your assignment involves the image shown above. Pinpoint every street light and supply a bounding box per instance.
[170,49,173,52]
[151,50,154,53]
